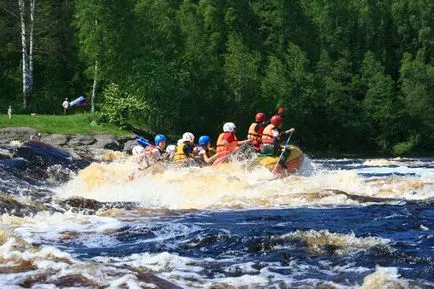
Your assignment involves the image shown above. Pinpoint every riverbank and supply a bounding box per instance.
[0,114,131,136]
[0,114,153,160]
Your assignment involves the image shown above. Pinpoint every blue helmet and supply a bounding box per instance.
[154,134,166,146]
[198,135,211,146]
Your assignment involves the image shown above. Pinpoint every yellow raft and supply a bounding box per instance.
[252,145,304,175]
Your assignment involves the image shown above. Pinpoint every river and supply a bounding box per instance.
[0,142,432,288]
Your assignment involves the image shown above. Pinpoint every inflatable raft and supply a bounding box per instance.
[252,145,304,175]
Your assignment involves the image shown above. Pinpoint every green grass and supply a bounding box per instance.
[0,113,133,136]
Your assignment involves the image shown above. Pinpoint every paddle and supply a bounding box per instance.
[212,141,252,167]
[271,129,295,174]
[135,136,151,147]
[128,136,152,180]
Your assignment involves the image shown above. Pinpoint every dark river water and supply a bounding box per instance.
[0,141,432,288]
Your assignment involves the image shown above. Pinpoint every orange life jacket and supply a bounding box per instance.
[216,132,238,154]
[247,122,265,148]
[262,124,279,144]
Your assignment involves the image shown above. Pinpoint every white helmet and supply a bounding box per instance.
[223,122,236,133]
[182,132,195,143]
[166,144,177,155]
[132,145,145,155]
[177,139,184,146]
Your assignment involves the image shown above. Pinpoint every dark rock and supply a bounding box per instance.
[0,193,38,216]
[16,140,90,172]
[67,135,96,147]
[0,127,39,144]
[136,272,184,289]
[123,139,137,153]
[92,134,121,150]
[57,197,139,214]
[40,134,69,147]
[57,197,104,213]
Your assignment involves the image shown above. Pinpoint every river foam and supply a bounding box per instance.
[55,157,434,209]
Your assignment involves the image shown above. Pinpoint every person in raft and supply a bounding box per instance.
[216,122,251,157]
[165,144,177,161]
[247,107,284,151]
[129,134,167,180]
[260,115,295,169]
[145,134,167,163]
[174,132,196,165]
[194,135,219,166]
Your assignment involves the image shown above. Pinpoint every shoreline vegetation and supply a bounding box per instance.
[1,0,432,158]
[0,114,132,137]
[1,114,432,158]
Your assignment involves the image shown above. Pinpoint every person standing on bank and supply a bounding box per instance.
[62,98,69,115]
[7,105,12,119]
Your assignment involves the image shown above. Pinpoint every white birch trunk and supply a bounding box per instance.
[91,60,98,113]
[18,0,35,109]
[18,0,28,108]
[29,0,35,97]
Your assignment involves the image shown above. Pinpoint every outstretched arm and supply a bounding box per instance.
[282,128,295,135]
[237,139,251,145]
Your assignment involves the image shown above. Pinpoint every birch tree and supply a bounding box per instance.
[17,0,35,109]
[74,0,103,114]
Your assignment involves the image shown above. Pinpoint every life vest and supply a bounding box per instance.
[262,124,278,144]
[216,133,238,154]
[174,142,193,162]
[247,122,264,148]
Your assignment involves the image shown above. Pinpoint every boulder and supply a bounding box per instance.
[122,139,137,153]
[57,197,104,213]
[67,135,96,147]
[0,127,39,144]
[92,134,121,150]
[40,134,69,147]
[0,193,39,216]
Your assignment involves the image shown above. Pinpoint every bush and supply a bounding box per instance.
[100,83,149,128]
[392,135,420,156]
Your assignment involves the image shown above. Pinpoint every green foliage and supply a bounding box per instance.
[100,84,149,129]
[0,113,131,136]
[0,0,433,155]
[399,51,434,151]
[262,56,289,110]
[224,33,261,111]
[392,135,420,156]
[361,51,397,150]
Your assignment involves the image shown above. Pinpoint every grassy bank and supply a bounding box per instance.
[0,113,133,136]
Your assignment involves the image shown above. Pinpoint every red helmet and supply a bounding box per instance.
[255,112,265,122]
[271,115,282,127]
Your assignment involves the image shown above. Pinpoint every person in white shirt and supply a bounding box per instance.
[62,98,69,115]
[7,105,12,119]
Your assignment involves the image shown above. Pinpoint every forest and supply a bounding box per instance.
[0,0,432,155]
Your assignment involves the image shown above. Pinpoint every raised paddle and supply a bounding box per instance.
[271,129,295,175]
[135,136,151,147]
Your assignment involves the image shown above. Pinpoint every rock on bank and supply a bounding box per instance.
[0,127,137,159]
